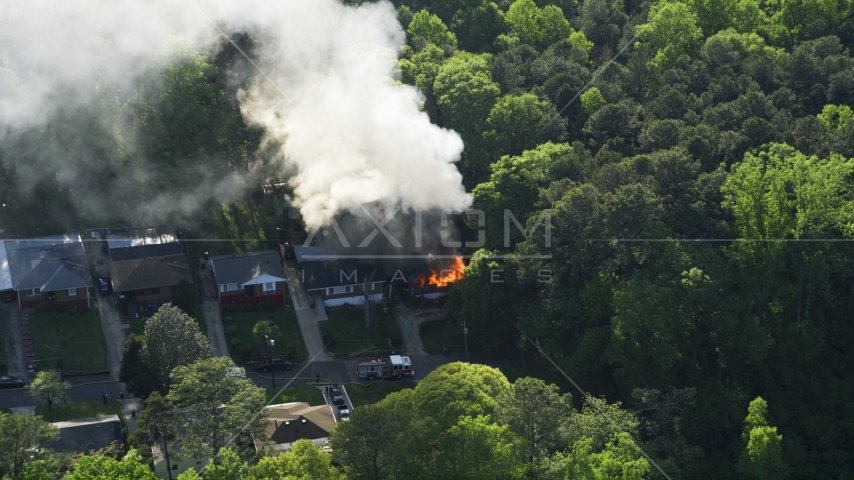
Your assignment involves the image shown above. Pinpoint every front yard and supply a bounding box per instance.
[419,317,466,356]
[34,399,124,423]
[319,307,403,358]
[265,386,325,406]
[28,309,109,374]
[346,381,416,407]
[223,299,308,364]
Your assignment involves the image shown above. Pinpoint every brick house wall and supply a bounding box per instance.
[219,281,286,307]
[19,287,90,309]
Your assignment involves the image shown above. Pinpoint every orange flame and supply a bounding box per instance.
[415,256,466,287]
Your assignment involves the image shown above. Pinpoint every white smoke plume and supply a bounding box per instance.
[0,0,471,229]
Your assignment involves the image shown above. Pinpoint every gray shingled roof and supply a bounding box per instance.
[210,251,286,285]
[110,254,193,293]
[49,415,123,454]
[5,234,92,292]
[109,242,183,262]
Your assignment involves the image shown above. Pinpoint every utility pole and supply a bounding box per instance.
[268,337,276,389]
[464,322,469,362]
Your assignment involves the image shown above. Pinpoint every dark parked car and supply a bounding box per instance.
[284,243,295,259]
[253,356,293,372]
[0,376,25,389]
[99,278,110,295]
[337,404,350,421]
[331,385,345,404]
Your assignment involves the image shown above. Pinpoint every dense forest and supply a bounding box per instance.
[396,0,854,478]
[1,0,853,478]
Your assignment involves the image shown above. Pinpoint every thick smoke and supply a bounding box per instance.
[0,0,471,228]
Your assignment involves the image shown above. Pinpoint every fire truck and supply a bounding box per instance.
[355,355,414,380]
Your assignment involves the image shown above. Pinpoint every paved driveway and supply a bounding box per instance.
[194,260,230,358]
[1,301,25,377]
[94,290,124,379]
[282,259,332,361]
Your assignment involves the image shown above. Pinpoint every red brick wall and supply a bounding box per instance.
[19,288,90,309]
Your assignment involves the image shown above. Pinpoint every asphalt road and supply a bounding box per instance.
[1,354,470,409]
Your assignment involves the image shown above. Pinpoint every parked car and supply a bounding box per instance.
[337,404,350,421]
[0,376,25,389]
[253,356,293,372]
[284,243,295,259]
[99,278,110,295]
[331,385,345,404]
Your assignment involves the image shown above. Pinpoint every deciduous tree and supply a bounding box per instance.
[142,304,213,394]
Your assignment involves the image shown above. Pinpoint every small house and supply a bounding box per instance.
[107,228,193,309]
[254,402,337,453]
[209,251,287,307]
[5,234,93,310]
[292,246,384,308]
[49,415,123,454]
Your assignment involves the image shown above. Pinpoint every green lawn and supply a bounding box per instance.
[419,318,466,356]
[320,308,403,358]
[34,400,123,423]
[346,381,416,407]
[265,386,325,406]
[224,299,308,364]
[28,309,109,374]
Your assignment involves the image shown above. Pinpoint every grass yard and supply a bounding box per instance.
[265,386,325,406]
[0,408,11,414]
[34,400,123,423]
[28,309,109,374]
[224,299,308,364]
[346,381,417,407]
[419,318,465,356]
[320,307,403,358]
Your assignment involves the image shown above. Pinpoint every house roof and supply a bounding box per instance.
[210,251,286,285]
[106,227,177,250]
[257,402,336,451]
[0,241,11,291]
[292,246,456,290]
[109,242,183,262]
[49,415,123,453]
[4,234,92,291]
[110,254,193,293]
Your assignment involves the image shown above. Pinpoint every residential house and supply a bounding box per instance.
[152,442,210,480]
[292,246,385,307]
[107,228,193,309]
[5,234,92,309]
[49,415,123,454]
[254,402,337,453]
[209,251,287,307]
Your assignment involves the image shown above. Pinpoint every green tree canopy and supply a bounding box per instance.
[142,304,213,394]
[0,413,59,479]
[636,0,704,69]
[65,449,157,480]
[408,10,458,48]
[166,357,268,458]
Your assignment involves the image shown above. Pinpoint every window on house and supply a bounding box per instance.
[345,285,352,293]
[331,286,346,295]
[220,283,239,292]
[24,288,40,297]
[370,282,376,290]
[67,288,78,296]
[172,464,178,471]
[263,282,275,292]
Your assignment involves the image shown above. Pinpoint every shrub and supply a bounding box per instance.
[258,300,276,312]
[237,347,252,360]
[222,316,233,324]
[230,338,241,347]
[226,325,239,336]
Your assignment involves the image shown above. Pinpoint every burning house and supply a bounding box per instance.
[292,245,465,306]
